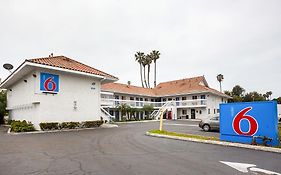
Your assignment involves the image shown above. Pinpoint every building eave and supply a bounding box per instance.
[0,61,117,89]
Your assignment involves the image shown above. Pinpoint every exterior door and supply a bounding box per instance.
[191,109,196,119]
[115,111,120,121]
[176,97,179,106]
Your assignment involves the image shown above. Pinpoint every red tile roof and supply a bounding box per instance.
[102,76,230,98]
[27,55,118,80]
[101,83,155,96]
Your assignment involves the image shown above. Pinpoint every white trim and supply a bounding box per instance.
[0,61,118,88]
[26,62,105,79]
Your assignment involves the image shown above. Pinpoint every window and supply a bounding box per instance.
[121,96,125,100]
[168,98,172,101]
[214,109,216,114]
[182,97,186,100]
[151,99,154,102]
[208,109,210,114]
[162,98,166,102]
[145,98,148,101]
[192,96,197,100]
[217,109,220,113]
[199,110,202,114]
[130,97,134,101]
[201,95,206,99]
[182,110,187,115]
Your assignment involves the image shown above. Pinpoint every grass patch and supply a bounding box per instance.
[278,124,281,142]
[148,130,219,141]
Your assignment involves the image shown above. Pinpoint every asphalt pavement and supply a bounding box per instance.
[0,121,280,175]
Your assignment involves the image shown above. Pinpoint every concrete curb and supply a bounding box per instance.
[7,123,118,135]
[100,124,119,128]
[8,127,99,135]
[146,132,281,154]
[115,120,159,124]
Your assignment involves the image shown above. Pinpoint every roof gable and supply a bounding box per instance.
[27,56,118,80]
[101,76,230,98]
[0,55,118,89]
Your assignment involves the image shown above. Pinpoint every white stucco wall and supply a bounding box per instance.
[206,94,226,118]
[7,72,40,126]
[7,68,102,129]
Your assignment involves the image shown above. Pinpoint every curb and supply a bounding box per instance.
[115,120,159,124]
[7,124,118,135]
[100,124,119,128]
[146,132,281,154]
[8,127,98,135]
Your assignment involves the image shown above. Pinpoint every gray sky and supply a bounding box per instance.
[1,0,281,97]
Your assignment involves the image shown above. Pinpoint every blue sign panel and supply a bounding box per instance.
[220,101,279,146]
[40,72,59,93]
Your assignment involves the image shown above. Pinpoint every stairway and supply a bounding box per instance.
[100,107,115,122]
[152,101,176,120]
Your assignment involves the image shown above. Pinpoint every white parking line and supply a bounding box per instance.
[164,123,198,127]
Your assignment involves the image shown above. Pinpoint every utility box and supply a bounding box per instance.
[220,101,279,146]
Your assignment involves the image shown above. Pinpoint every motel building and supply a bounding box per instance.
[101,76,231,121]
[0,55,118,130]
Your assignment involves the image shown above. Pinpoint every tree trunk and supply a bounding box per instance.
[154,61,157,87]
[143,65,148,88]
[147,65,150,88]
[140,63,144,87]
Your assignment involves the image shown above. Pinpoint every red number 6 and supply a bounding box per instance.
[232,107,258,136]
[44,77,56,91]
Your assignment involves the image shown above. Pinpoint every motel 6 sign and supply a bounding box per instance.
[220,101,279,146]
[40,72,59,93]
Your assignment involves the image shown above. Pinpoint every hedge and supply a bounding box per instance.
[81,120,103,128]
[11,120,36,132]
[60,122,80,129]
[39,122,59,131]
[39,120,103,130]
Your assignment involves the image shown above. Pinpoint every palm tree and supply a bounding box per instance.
[263,94,269,100]
[266,91,273,100]
[216,74,224,92]
[135,52,145,88]
[150,50,161,87]
[145,54,153,88]
[142,56,149,88]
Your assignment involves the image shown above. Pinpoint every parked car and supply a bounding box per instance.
[199,116,220,132]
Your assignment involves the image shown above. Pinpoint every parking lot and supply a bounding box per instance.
[0,121,280,175]
[162,120,220,138]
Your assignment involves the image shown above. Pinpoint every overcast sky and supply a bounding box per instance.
[0,0,281,97]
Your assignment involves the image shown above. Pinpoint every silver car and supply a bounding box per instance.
[199,116,220,132]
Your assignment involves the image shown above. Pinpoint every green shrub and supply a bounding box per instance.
[60,122,80,129]
[81,120,103,128]
[39,122,59,130]
[7,119,13,125]
[11,120,36,132]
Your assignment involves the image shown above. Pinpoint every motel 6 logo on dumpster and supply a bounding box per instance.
[220,101,279,146]
[40,72,59,93]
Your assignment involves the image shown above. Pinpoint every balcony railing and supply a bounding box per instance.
[101,98,207,108]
